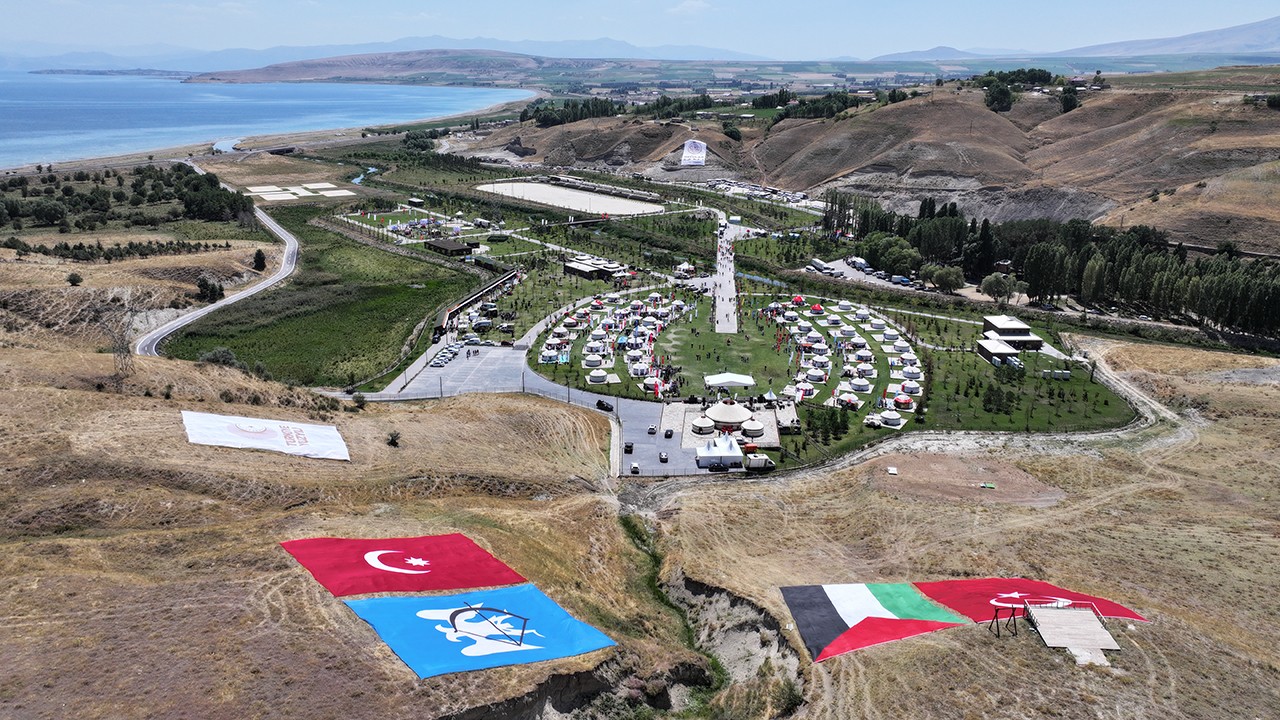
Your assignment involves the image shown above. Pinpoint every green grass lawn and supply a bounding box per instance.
[164,205,477,387]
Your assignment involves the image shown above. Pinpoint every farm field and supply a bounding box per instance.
[163,205,477,387]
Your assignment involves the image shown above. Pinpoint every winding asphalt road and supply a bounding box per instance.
[134,206,300,356]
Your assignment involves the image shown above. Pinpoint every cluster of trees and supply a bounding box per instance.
[973,68,1054,87]
[772,91,876,123]
[807,405,851,444]
[1,164,252,232]
[402,130,437,152]
[752,88,795,109]
[520,98,625,127]
[194,276,225,302]
[628,94,716,120]
[1,236,233,263]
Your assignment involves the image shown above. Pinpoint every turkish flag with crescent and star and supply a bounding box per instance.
[281,534,526,597]
[913,577,1146,622]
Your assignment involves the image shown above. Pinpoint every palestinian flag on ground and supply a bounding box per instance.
[782,578,1146,662]
[781,583,968,661]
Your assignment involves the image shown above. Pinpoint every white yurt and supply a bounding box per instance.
[882,329,899,341]
[672,299,686,311]
[642,376,659,390]
[654,307,670,319]
[588,369,608,384]
[902,365,923,380]
[575,308,591,319]
[552,326,570,338]
[893,394,914,409]
[851,377,872,392]
[856,363,875,377]
[648,292,663,303]
[545,337,565,348]
[539,349,559,363]
[563,317,579,329]
[626,336,646,349]
[840,327,859,337]
[870,319,886,330]
[584,340,605,354]
[626,349,646,362]
[854,308,871,321]
[827,316,843,326]
[642,315,658,327]
[900,352,919,366]
[783,311,800,322]
[854,349,874,363]
[812,342,831,355]
[706,400,754,429]
[741,419,765,438]
[630,300,645,311]
[849,335,868,348]
[805,330,824,344]
[893,339,911,353]
[902,379,922,395]
[794,382,816,398]
[605,293,622,304]
[584,354,603,368]
[631,363,651,377]
[805,367,827,383]
[692,416,715,435]
[838,300,854,312]
[811,354,831,368]
[880,410,903,426]
[797,319,813,331]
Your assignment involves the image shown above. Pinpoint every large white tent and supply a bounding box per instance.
[696,434,744,468]
[704,372,756,388]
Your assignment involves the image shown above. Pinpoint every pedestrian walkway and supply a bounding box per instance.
[713,224,744,334]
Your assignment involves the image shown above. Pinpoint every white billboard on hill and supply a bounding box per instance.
[680,139,707,166]
[181,410,350,461]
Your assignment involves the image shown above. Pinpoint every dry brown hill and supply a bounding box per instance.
[463,85,1280,251]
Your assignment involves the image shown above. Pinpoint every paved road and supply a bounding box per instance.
[134,205,300,356]
[713,221,749,334]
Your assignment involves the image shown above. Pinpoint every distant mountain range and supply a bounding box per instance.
[5,14,1280,73]
[0,36,767,72]
[1053,14,1280,56]
[873,14,1280,60]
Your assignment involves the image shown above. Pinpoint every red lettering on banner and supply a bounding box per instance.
[279,425,310,446]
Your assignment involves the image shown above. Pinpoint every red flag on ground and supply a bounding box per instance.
[281,533,525,597]
[913,578,1146,622]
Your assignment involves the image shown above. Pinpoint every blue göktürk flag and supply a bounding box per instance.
[345,584,615,679]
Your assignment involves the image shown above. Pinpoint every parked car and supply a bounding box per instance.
[647,424,657,434]
[659,452,669,463]
[624,442,633,454]
[707,462,728,472]
[596,399,614,411]
[664,429,674,439]
[630,463,640,474]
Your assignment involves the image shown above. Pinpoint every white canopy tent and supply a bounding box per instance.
[696,434,744,468]
[704,372,756,388]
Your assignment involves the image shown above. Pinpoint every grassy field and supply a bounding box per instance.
[164,205,477,387]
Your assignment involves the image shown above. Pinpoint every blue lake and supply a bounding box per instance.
[0,72,532,169]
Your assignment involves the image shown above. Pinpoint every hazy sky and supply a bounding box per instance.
[7,0,1279,59]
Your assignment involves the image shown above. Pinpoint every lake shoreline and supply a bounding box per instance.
[0,79,538,174]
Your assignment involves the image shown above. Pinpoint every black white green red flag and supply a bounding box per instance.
[782,578,1144,662]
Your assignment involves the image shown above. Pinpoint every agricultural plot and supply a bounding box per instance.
[164,205,477,387]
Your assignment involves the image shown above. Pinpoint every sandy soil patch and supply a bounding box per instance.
[200,152,360,191]
[475,181,664,216]
[861,453,1065,508]
[1103,341,1280,376]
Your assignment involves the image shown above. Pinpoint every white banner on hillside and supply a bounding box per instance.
[181,411,350,461]
[680,139,707,166]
